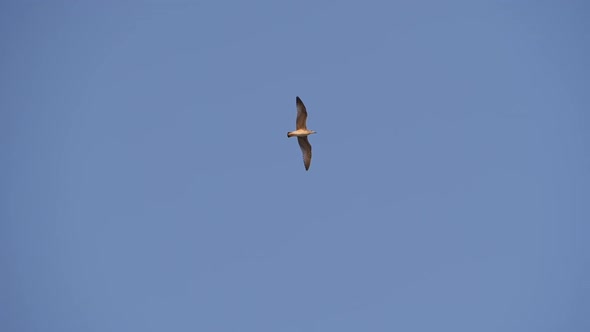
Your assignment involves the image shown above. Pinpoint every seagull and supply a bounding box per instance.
[287,96,317,171]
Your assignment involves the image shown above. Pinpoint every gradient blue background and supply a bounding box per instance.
[2,1,589,331]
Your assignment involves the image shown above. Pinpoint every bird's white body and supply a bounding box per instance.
[287,129,316,137]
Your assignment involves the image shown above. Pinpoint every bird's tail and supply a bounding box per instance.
[287,132,294,137]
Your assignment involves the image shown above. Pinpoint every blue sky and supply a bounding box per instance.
[1,1,589,331]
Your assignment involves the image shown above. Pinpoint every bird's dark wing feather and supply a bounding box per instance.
[295,96,308,130]
[297,136,312,171]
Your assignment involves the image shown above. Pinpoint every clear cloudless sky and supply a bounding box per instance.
[1,1,589,331]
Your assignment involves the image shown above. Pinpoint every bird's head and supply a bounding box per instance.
[311,130,317,134]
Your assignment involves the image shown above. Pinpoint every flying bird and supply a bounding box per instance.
[287,96,317,171]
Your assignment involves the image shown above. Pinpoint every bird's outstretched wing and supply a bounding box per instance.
[295,96,308,130]
[297,136,312,171]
